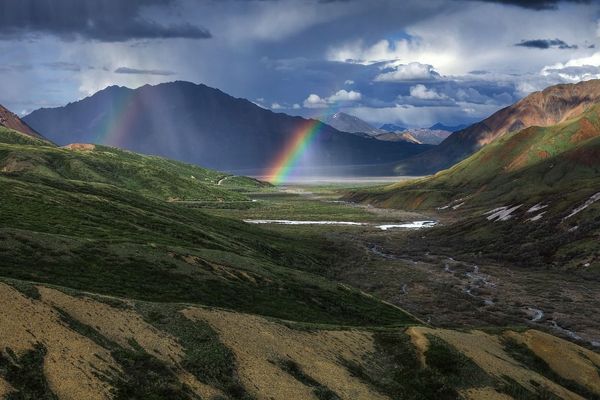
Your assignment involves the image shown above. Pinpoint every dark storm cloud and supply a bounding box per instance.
[114,67,176,76]
[470,0,589,9]
[515,38,578,49]
[0,0,211,42]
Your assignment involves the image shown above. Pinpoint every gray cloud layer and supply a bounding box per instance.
[0,0,598,127]
[0,0,211,41]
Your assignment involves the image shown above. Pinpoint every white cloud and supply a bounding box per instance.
[328,2,599,76]
[409,84,447,100]
[292,103,301,109]
[328,89,362,102]
[375,62,439,82]
[303,93,328,108]
[541,52,600,81]
[303,89,362,108]
[344,79,354,85]
[271,102,283,109]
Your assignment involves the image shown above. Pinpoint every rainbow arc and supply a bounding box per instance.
[264,118,325,184]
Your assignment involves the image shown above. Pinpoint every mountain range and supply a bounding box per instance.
[378,122,454,145]
[391,128,452,145]
[346,79,600,271]
[324,112,447,145]
[23,82,430,175]
[2,81,600,399]
[394,80,600,174]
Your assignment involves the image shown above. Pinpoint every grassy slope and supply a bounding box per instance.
[0,129,267,202]
[0,130,413,327]
[0,125,54,146]
[346,105,600,270]
[3,281,597,400]
[1,123,599,399]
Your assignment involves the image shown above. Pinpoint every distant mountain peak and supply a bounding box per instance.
[322,112,385,137]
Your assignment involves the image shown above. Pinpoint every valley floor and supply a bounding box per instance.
[201,184,600,351]
[2,175,600,399]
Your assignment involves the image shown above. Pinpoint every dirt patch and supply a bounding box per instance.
[0,283,115,400]
[537,150,550,159]
[505,330,600,394]
[0,154,37,173]
[183,307,388,400]
[63,143,96,151]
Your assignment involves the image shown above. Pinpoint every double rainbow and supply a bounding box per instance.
[264,118,325,185]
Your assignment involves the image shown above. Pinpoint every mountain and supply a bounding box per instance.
[403,128,452,145]
[345,100,600,270]
[2,128,598,399]
[23,82,429,175]
[0,104,50,143]
[379,123,452,144]
[324,113,423,144]
[321,111,385,137]
[429,122,467,132]
[373,131,422,144]
[5,93,600,398]
[394,80,600,174]
[380,123,406,132]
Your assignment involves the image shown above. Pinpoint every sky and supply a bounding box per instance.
[0,0,599,128]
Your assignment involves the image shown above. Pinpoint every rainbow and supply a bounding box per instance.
[92,89,141,147]
[265,118,325,185]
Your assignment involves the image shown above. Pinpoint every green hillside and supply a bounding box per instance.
[0,134,413,327]
[346,105,600,270]
[0,125,54,146]
[0,128,268,202]
[2,109,600,400]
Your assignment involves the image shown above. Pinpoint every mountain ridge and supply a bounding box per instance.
[0,104,51,143]
[394,79,600,174]
[24,81,430,175]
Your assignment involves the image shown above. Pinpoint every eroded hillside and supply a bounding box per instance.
[1,280,599,400]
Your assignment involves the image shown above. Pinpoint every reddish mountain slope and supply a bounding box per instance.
[0,104,46,139]
[395,79,600,174]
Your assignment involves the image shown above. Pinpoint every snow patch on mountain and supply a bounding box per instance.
[564,192,600,220]
[485,205,522,221]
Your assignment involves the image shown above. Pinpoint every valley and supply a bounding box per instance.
[4,2,600,398]
[198,183,600,352]
[1,106,600,398]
